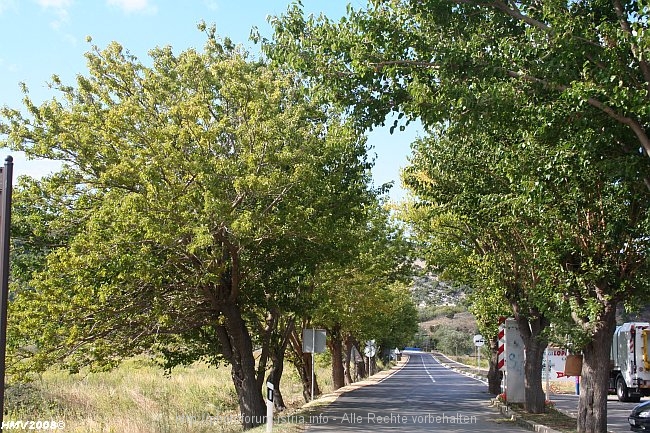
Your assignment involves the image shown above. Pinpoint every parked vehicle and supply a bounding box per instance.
[628,400,650,431]
[610,322,650,402]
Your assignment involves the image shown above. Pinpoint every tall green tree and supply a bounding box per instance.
[1,34,373,428]
[267,2,650,430]
[403,127,557,413]
[403,109,650,421]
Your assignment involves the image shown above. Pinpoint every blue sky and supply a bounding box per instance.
[0,0,421,200]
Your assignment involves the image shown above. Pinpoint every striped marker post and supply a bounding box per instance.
[497,318,506,372]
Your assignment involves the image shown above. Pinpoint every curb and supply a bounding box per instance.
[301,356,410,409]
[434,354,565,433]
[491,400,564,433]
[431,353,488,385]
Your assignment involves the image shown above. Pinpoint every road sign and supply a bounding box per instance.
[266,382,274,402]
[351,345,363,363]
[302,329,326,353]
[473,334,485,347]
[364,339,377,358]
[302,328,326,402]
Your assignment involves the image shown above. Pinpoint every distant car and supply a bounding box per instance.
[629,400,650,431]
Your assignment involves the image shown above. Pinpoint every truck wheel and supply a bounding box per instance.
[616,376,630,402]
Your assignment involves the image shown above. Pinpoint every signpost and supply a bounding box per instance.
[303,329,326,401]
[473,334,485,369]
[266,382,274,433]
[364,340,376,375]
[0,156,13,426]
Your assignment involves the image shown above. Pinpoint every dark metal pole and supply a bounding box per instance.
[0,156,14,426]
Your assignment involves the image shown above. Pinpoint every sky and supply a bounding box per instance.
[0,0,422,201]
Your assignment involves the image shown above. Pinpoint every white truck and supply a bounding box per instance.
[610,322,650,402]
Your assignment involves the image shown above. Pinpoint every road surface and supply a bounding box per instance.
[434,351,636,432]
[305,351,528,432]
[551,393,640,433]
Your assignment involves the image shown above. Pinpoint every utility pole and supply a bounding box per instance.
[0,156,14,427]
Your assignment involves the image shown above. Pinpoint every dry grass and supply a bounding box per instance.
[506,403,578,433]
[5,354,338,433]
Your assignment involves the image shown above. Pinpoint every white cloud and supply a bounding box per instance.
[107,0,157,14]
[35,0,72,29]
[203,0,218,12]
[36,0,71,7]
[0,0,18,14]
[0,58,20,73]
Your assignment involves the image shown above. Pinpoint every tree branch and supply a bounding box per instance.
[369,60,439,70]
[493,0,552,33]
[612,0,650,92]
[506,70,650,157]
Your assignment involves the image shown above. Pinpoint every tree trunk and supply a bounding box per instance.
[522,335,547,413]
[487,334,503,395]
[217,303,266,429]
[255,313,275,391]
[266,318,294,410]
[353,339,367,379]
[577,304,617,433]
[328,325,345,390]
[267,352,286,410]
[344,335,354,385]
[516,313,549,413]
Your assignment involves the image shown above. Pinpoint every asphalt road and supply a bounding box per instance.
[305,351,528,432]
[434,351,638,432]
[551,393,640,433]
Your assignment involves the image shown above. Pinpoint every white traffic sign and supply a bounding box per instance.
[473,334,485,347]
[364,339,377,358]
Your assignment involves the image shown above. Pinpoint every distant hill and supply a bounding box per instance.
[410,264,478,355]
[410,261,650,356]
[411,271,469,309]
[420,311,478,334]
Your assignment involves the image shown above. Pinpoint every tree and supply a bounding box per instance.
[309,203,417,390]
[0,34,373,429]
[403,108,650,420]
[402,128,558,412]
[267,2,650,430]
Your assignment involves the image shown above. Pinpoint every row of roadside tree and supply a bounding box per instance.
[265,2,650,433]
[0,31,418,429]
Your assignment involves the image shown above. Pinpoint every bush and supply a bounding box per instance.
[429,325,473,355]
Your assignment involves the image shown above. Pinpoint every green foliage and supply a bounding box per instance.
[266,2,650,323]
[309,203,419,350]
[0,36,373,378]
[429,325,473,356]
[417,305,465,323]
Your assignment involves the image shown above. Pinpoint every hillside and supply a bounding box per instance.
[411,272,467,308]
[410,267,478,355]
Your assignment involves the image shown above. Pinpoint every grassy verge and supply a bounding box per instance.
[504,403,578,433]
[5,355,333,433]
[451,354,489,370]
[4,355,396,433]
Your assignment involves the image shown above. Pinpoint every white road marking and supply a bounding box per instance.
[421,354,436,383]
